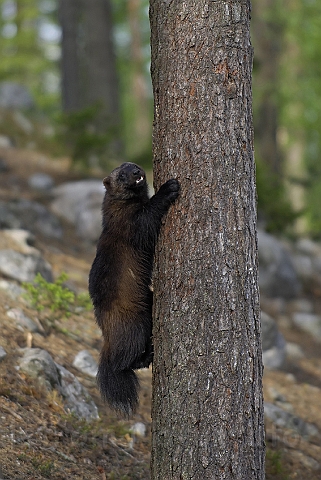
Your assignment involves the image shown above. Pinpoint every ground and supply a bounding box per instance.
[0,147,320,479]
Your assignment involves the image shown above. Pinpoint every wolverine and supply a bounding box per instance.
[89,162,180,415]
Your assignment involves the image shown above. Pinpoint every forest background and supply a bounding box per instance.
[0,0,321,238]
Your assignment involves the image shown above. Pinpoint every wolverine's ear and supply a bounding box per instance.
[103,177,110,189]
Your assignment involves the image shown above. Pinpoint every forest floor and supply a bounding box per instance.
[0,147,321,479]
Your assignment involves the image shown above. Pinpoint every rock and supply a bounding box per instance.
[262,336,286,370]
[288,298,314,314]
[264,402,320,441]
[296,238,321,257]
[261,312,286,370]
[258,230,301,298]
[0,82,34,109]
[73,350,98,378]
[292,254,314,283]
[19,348,60,391]
[28,173,54,191]
[292,313,321,340]
[18,348,99,421]
[56,364,99,421]
[12,111,33,134]
[6,308,42,333]
[267,387,293,412]
[0,346,7,362]
[286,342,305,361]
[0,249,53,283]
[261,312,278,351]
[51,180,104,241]
[0,199,62,239]
[51,180,104,223]
[0,280,25,299]
[0,229,38,255]
[0,231,53,283]
[290,451,320,471]
[75,191,104,242]
[130,422,146,437]
[0,157,9,171]
[0,135,12,148]
[292,238,321,291]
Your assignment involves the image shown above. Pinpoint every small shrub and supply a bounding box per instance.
[31,457,54,478]
[266,448,289,479]
[22,272,92,328]
[23,272,75,317]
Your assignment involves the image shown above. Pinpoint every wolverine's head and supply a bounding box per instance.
[103,162,148,200]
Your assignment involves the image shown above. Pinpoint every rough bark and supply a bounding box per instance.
[150,1,265,479]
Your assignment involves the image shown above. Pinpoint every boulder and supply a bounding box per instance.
[0,280,25,299]
[73,350,98,378]
[261,311,286,370]
[19,348,60,391]
[292,313,321,340]
[51,180,104,242]
[75,191,104,242]
[0,346,7,362]
[18,348,99,421]
[0,199,62,239]
[7,308,42,333]
[0,82,34,109]
[264,402,320,441]
[258,230,301,299]
[0,249,52,283]
[28,173,54,191]
[56,364,99,421]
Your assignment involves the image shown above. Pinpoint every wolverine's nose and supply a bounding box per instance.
[133,167,142,177]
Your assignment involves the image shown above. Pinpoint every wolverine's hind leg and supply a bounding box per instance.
[132,341,153,369]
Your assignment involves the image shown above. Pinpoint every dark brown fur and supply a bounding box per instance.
[88,162,179,415]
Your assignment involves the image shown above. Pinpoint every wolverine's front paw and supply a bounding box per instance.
[160,178,180,202]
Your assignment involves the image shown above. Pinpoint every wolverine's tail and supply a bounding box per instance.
[97,349,139,416]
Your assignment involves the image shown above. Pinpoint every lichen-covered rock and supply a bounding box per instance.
[258,230,301,299]
[0,249,52,283]
[73,350,98,378]
[18,348,99,421]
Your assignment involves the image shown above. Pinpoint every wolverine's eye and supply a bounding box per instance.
[119,173,126,181]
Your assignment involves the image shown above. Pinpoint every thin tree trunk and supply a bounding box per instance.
[252,0,283,175]
[58,0,81,112]
[150,1,265,479]
[127,0,151,156]
[82,0,121,132]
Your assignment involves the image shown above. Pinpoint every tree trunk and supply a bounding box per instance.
[127,0,152,157]
[58,0,81,112]
[252,0,284,174]
[150,1,265,479]
[82,0,121,133]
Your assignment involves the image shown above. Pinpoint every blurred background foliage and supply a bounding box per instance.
[0,0,321,237]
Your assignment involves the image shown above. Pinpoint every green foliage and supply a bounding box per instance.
[23,272,74,317]
[112,0,153,163]
[31,458,55,478]
[278,0,321,235]
[256,159,299,233]
[252,0,321,235]
[22,272,91,323]
[265,448,289,479]
[0,0,60,113]
[18,453,55,478]
[56,105,119,169]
